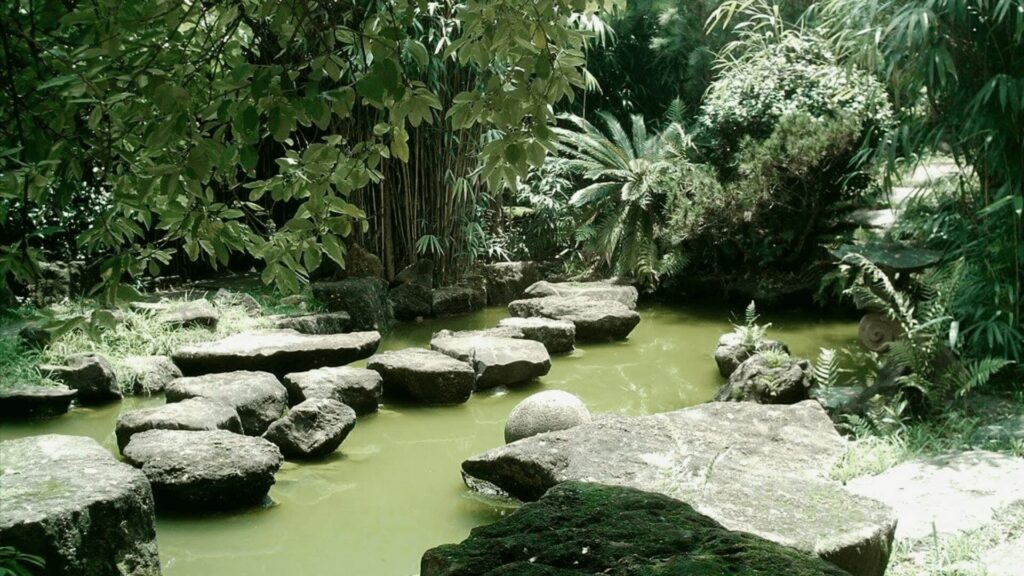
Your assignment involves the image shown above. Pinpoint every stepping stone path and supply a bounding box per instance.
[714,332,790,378]
[115,397,243,452]
[120,355,182,395]
[523,279,639,309]
[461,401,896,576]
[497,316,575,354]
[263,398,356,459]
[844,450,1024,540]
[283,366,382,415]
[271,311,351,334]
[123,429,283,511]
[0,434,161,575]
[38,352,122,404]
[508,296,640,341]
[366,348,476,404]
[0,386,77,418]
[171,329,380,377]
[165,370,288,435]
[430,334,551,389]
[421,482,852,576]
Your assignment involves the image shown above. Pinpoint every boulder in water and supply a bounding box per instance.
[715,352,814,404]
[430,335,551,389]
[283,366,382,415]
[0,386,77,418]
[366,348,476,404]
[263,398,356,459]
[115,397,243,452]
[713,332,790,378]
[432,285,487,317]
[165,370,287,435]
[38,353,121,404]
[389,282,434,321]
[483,261,539,306]
[523,279,639,309]
[312,277,393,331]
[497,316,575,354]
[504,390,590,443]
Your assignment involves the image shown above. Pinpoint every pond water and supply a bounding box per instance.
[0,303,857,575]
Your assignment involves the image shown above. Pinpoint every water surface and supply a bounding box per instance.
[0,303,856,575]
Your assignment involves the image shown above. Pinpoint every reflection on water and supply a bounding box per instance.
[0,303,856,575]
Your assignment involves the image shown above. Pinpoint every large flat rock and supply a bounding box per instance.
[282,366,382,415]
[845,450,1024,540]
[462,401,895,576]
[524,279,639,309]
[508,296,640,341]
[123,429,283,511]
[497,316,575,354]
[366,348,476,404]
[430,335,551,389]
[115,397,243,452]
[0,435,161,575]
[165,371,287,435]
[0,385,77,418]
[171,329,380,377]
[423,481,852,576]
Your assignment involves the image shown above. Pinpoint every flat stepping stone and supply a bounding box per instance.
[524,279,639,309]
[263,398,356,459]
[422,482,852,576]
[115,397,242,452]
[845,450,1024,540]
[120,355,182,395]
[0,386,77,418]
[498,317,575,354]
[366,348,475,404]
[984,536,1024,576]
[430,335,551,389]
[165,371,287,435]
[171,329,380,377]
[508,296,640,341]
[271,311,351,334]
[282,366,382,415]
[0,435,161,575]
[461,401,896,576]
[134,299,220,329]
[38,352,121,404]
[123,429,283,511]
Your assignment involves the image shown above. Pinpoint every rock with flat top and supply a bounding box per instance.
[171,329,380,377]
[115,397,242,452]
[462,401,896,576]
[263,398,356,459]
[366,348,476,404]
[271,311,351,334]
[524,279,639,309]
[120,355,182,395]
[38,353,121,404]
[0,386,77,418]
[151,299,220,329]
[165,370,287,435]
[0,435,161,575]
[498,317,575,354]
[508,296,640,341]
[283,366,382,415]
[430,335,551,389]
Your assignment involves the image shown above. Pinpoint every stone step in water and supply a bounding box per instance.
[115,397,243,452]
[283,366,382,415]
[366,348,476,405]
[430,335,551,389]
[508,296,640,341]
[523,279,639,309]
[165,371,287,435]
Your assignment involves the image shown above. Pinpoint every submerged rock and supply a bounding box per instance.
[263,398,356,459]
[715,353,814,404]
[366,348,476,404]
[123,429,283,511]
[312,277,393,331]
[508,296,640,341]
[165,371,287,435]
[497,316,576,354]
[0,386,77,418]
[430,335,551,389]
[713,332,790,378]
[115,397,242,452]
[283,366,382,415]
[38,353,121,404]
[523,279,639,309]
[120,355,182,395]
[271,311,351,334]
[504,390,590,443]
[171,329,380,377]
[483,261,539,306]
[0,434,161,575]
[461,401,896,576]
[422,481,852,576]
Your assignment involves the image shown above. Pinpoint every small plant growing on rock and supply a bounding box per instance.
[733,301,771,350]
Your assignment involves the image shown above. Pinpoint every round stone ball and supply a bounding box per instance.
[504,390,591,443]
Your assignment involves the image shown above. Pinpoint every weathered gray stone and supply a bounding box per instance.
[123,429,282,511]
[422,482,853,576]
[263,398,356,459]
[271,311,351,334]
[312,277,392,330]
[483,261,539,306]
[984,536,1024,576]
[504,390,590,443]
[282,366,382,415]
[498,316,575,354]
[39,353,121,404]
[432,285,487,317]
[165,371,287,435]
[0,435,161,575]
[160,299,220,329]
[845,450,1024,540]
[366,348,476,404]
[115,398,242,452]
[523,279,639,309]
[714,332,790,378]
[462,401,896,576]
[430,335,551,389]
[336,244,385,280]
[390,282,434,321]
[0,386,77,418]
[120,355,182,395]
[171,329,380,377]
[715,353,814,404]
[508,296,640,341]
[212,289,261,313]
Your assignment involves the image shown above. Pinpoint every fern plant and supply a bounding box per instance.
[732,300,772,350]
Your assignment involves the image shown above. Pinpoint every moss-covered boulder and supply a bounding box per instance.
[422,481,851,576]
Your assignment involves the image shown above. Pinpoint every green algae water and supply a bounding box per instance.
[0,303,857,575]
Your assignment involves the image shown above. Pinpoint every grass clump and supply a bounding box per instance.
[0,336,48,390]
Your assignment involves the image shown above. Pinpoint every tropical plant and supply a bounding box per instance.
[732,300,772,349]
[0,546,44,576]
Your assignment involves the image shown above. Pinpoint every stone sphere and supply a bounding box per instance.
[504,390,591,443]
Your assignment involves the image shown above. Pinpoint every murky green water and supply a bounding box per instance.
[0,303,857,575]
